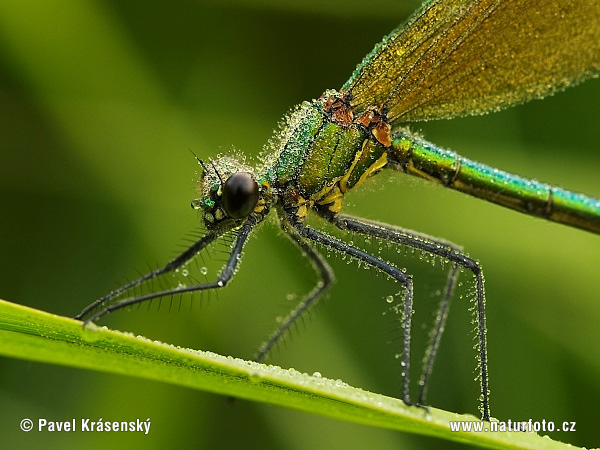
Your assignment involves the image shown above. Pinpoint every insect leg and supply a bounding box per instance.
[418,262,459,406]
[253,217,335,363]
[79,218,256,324]
[326,212,461,405]
[332,214,489,420]
[75,229,220,320]
[288,214,414,406]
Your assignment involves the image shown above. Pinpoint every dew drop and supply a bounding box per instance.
[247,371,261,382]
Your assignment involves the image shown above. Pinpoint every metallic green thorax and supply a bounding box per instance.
[259,90,389,217]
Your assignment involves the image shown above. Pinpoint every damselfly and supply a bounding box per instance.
[76,0,600,420]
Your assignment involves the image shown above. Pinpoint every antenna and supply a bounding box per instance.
[187,149,224,185]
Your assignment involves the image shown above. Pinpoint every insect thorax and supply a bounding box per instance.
[260,90,390,219]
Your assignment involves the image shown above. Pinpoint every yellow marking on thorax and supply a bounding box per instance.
[297,203,308,219]
[339,140,369,194]
[253,198,266,213]
[352,152,388,190]
[308,144,389,215]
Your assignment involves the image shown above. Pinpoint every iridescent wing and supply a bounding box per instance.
[343,0,600,123]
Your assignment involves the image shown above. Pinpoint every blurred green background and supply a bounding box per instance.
[1,1,599,449]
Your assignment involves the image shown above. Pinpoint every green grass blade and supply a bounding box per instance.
[0,298,574,450]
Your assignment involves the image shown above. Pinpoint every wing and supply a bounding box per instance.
[343,0,600,123]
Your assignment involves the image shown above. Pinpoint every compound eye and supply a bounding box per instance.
[222,172,259,219]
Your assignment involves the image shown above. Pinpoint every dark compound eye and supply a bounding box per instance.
[222,172,259,219]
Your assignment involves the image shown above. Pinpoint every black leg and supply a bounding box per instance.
[418,263,459,406]
[253,216,335,363]
[330,212,461,404]
[78,218,256,324]
[75,229,220,320]
[331,214,490,421]
[288,214,414,406]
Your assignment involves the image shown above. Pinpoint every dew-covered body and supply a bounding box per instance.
[244,88,600,233]
[392,133,600,233]
[78,0,600,422]
[259,90,389,219]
